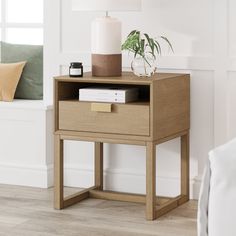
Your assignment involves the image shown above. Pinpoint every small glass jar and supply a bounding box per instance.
[69,62,83,77]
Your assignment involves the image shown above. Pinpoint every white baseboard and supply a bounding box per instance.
[0,163,201,199]
[191,175,202,200]
[63,165,201,200]
[0,163,53,188]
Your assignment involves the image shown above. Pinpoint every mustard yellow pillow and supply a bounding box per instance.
[0,62,26,102]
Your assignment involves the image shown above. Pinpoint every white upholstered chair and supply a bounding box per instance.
[198,138,236,236]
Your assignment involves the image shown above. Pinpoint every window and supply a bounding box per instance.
[0,0,43,45]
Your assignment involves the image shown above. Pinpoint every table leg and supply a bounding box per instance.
[94,142,104,190]
[146,142,156,220]
[181,132,190,199]
[54,135,64,209]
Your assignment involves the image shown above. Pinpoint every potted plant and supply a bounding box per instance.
[122,30,173,77]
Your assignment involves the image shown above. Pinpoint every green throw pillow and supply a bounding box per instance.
[1,42,43,100]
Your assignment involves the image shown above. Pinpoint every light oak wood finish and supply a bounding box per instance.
[59,100,150,136]
[146,142,156,220]
[95,142,103,190]
[156,197,179,218]
[54,135,63,209]
[181,133,190,199]
[0,184,197,236]
[59,133,147,146]
[89,190,146,204]
[55,72,185,84]
[63,187,91,208]
[56,129,189,143]
[54,72,190,220]
[89,190,184,206]
[152,75,190,140]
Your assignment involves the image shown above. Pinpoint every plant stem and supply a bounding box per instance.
[142,55,152,67]
[143,57,147,75]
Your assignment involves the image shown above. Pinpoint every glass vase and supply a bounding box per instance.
[131,55,157,77]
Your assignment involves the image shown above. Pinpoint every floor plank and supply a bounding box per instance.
[0,185,197,236]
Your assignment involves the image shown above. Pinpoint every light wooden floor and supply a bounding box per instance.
[0,185,197,236]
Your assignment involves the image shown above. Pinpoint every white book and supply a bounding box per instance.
[79,94,138,103]
[79,86,139,103]
[79,96,127,103]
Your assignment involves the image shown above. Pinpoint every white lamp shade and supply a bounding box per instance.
[91,17,121,54]
[72,0,142,12]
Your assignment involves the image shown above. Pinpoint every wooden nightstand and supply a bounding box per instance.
[54,72,190,220]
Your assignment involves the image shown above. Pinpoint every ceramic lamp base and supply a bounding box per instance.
[92,54,122,77]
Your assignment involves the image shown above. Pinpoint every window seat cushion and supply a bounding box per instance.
[0,99,51,110]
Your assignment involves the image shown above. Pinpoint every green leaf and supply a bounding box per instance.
[150,38,155,57]
[122,30,173,62]
[128,30,137,37]
[160,36,174,52]
[144,33,151,46]
[154,40,162,55]
[141,39,145,56]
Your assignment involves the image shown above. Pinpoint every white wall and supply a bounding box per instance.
[44,0,236,199]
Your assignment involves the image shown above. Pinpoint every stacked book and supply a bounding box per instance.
[79,86,139,103]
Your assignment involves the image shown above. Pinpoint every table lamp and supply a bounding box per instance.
[72,0,142,77]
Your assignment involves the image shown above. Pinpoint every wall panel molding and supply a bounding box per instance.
[213,0,230,145]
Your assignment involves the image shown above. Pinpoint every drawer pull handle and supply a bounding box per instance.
[91,103,112,113]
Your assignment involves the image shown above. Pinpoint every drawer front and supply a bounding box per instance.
[59,101,150,136]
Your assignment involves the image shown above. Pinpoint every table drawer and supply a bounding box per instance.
[59,101,150,136]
